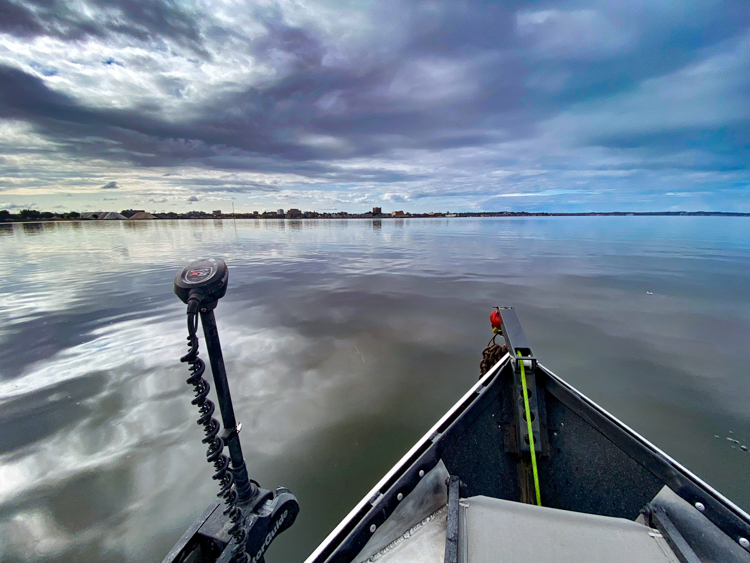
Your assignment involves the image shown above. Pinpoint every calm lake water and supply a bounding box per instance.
[0,217,748,562]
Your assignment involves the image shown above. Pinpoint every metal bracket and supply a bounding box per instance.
[216,488,299,563]
[164,487,299,563]
[444,476,460,563]
[642,504,701,563]
[219,424,241,442]
[498,308,542,456]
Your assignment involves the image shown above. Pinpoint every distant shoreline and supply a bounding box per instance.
[3,210,749,224]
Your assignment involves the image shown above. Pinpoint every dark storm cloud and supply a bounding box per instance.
[0,0,44,36]
[0,62,434,184]
[0,0,206,54]
[0,0,748,207]
[593,125,750,167]
[0,63,312,161]
[253,17,327,70]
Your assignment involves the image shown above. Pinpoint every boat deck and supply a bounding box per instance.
[304,344,750,563]
[361,495,682,563]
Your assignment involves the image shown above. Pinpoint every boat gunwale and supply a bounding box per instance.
[305,356,750,563]
[540,363,750,544]
[303,354,512,563]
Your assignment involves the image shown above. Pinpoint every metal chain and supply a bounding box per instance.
[479,334,507,378]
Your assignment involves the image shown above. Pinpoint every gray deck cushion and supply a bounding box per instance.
[462,496,680,563]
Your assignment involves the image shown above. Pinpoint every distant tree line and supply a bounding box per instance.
[2,208,748,223]
[0,209,81,222]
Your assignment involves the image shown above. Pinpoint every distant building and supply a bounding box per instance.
[373,207,382,216]
[80,212,125,220]
[120,209,144,218]
[277,209,284,217]
[391,210,406,218]
[286,208,302,218]
[129,211,157,220]
[212,210,222,216]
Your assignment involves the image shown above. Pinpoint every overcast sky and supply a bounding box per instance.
[0,0,748,213]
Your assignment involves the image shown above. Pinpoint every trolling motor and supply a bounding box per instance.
[165,258,298,563]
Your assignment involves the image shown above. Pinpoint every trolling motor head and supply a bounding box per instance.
[174,257,228,310]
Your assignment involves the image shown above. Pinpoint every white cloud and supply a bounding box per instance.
[383,192,409,202]
[516,9,634,60]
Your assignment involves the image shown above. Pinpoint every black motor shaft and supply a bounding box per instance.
[170,258,298,563]
[175,258,255,503]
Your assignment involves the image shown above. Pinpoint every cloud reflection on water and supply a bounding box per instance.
[0,218,748,562]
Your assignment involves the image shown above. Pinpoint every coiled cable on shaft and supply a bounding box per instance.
[181,308,249,563]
